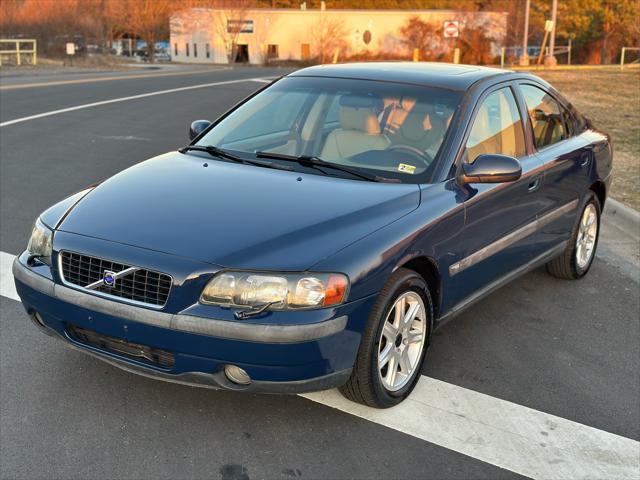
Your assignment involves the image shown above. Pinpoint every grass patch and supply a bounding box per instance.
[534,69,640,210]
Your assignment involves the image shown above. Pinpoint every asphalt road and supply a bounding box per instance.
[1,65,638,480]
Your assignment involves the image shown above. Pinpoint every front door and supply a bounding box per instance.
[235,44,249,63]
[445,85,545,309]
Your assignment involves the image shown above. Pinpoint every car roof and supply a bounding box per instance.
[288,62,513,91]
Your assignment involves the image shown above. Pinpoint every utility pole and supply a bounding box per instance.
[519,0,531,66]
[544,0,558,68]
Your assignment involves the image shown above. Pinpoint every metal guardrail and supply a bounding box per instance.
[0,39,37,66]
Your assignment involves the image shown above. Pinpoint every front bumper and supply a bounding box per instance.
[13,254,374,393]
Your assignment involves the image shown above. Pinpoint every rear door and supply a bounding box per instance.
[446,83,546,306]
[516,82,591,253]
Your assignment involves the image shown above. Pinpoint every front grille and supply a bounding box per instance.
[59,251,172,307]
[68,325,175,368]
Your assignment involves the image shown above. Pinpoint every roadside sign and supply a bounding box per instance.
[66,42,75,55]
[443,21,459,38]
[544,20,554,32]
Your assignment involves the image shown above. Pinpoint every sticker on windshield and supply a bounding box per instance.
[398,163,416,174]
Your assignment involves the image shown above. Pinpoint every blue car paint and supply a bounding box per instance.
[13,63,612,392]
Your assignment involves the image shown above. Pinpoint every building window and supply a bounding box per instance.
[185,43,189,56]
[206,43,210,58]
[174,43,178,56]
[267,44,279,59]
[193,43,198,57]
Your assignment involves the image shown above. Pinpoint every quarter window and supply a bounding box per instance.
[521,84,570,149]
[465,88,525,163]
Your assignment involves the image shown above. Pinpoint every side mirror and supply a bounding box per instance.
[461,154,522,184]
[189,120,211,141]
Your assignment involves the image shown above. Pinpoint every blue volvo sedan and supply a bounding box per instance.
[13,63,612,407]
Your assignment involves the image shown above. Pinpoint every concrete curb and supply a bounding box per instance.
[603,198,640,237]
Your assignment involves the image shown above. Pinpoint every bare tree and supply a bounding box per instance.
[211,1,251,63]
[311,14,348,63]
[399,16,439,60]
[116,0,177,63]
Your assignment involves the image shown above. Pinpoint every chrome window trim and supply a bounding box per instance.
[449,199,579,276]
[57,251,173,310]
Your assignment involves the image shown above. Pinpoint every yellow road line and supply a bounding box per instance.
[0,67,231,91]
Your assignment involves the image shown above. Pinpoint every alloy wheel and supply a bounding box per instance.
[575,203,598,269]
[377,291,427,392]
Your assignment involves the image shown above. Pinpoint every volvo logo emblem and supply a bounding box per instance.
[103,270,117,288]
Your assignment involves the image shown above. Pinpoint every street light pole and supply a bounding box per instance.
[519,0,531,66]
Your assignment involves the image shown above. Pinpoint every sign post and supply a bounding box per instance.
[536,20,554,66]
[66,42,75,66]
[443,21,459,64]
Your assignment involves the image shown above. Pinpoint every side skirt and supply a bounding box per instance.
[435,241,568,329]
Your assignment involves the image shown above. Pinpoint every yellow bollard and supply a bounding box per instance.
[500,47,505,68]
[620,47,626,70]
[332,48,339,64]
[453,48,460,64]
[16,41,21,66]
[413,48,420,62]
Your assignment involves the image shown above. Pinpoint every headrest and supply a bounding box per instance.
[399,104,435,141]
[339,94,382,110]
[339,106,381,134]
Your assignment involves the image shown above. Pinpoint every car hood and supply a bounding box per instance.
[59,152,421,271]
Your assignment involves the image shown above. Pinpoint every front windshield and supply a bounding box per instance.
[197,76,462,182]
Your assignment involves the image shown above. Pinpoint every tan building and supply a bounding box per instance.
[170,8,508,65]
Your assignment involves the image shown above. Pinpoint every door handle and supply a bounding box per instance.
[580,155,591,167]
[528,177,541,192]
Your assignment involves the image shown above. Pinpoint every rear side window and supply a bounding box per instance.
[520,84,571,149]
[465,87,526,163]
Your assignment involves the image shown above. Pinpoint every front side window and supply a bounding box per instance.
[520,84,568,149]
[196,76,462,183]
[465,87,525,163]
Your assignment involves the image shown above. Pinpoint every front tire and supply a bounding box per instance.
[339,268,433,408]
[546,192,601,279]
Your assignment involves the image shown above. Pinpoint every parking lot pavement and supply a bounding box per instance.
[1,67,638,479]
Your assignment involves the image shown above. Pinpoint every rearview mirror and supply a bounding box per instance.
[189,120,211,141]
[461,154,522,184]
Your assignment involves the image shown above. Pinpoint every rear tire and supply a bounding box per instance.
[339,268,433,408]
[546,192,600,280]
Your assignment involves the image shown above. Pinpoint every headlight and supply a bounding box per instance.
[200,272,349,310]
[27,218,53,264]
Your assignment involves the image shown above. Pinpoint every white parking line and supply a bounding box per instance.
[0,252,19,301]
[1,250,638,479]
[0,77,268,127]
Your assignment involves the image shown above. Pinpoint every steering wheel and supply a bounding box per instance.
[387,144,433,167]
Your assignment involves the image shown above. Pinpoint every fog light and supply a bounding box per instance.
[224,365,251,385]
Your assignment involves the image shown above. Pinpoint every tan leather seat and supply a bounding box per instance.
[321,104,390,161]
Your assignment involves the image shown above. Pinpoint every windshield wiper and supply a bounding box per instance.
[255,151,398,183]
[179,145,294,172]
